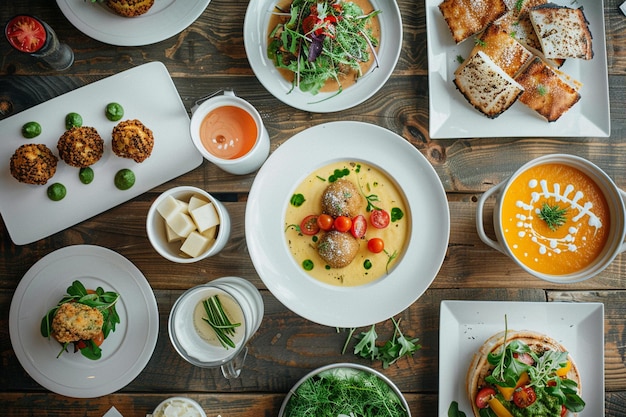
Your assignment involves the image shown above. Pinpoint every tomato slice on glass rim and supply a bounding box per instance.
[6,15,47,53]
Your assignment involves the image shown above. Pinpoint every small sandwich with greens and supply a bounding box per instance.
[466,326,584,417]
[41,280,120,360]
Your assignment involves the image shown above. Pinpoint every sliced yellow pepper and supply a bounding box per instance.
[487,397,515,417]
[496,371,530,401]
[556,359,572,377]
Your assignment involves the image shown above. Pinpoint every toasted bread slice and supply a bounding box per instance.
[471,23,533,78]
[529,4,593,60]
[454,50,524,118]
[502,0,547,18]
[466,330,582,417]
[515,57,581,122]
[438,0,508,44]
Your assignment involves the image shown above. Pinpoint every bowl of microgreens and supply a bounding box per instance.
[476,153,626,283]
[278,362,411,417]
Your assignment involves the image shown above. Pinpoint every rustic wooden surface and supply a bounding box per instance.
[1,0,626,416]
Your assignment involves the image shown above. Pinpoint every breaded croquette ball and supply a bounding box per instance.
[57,126,105,168]
[106,0,154,17]
[51,302,104,344]
[9,143,58,185]
[317,230,360,268]
[111,119,154,163]
[321,179,364,218]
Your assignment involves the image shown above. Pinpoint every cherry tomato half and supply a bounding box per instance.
[367,237,384,253]
[475,387,496,409]
[370,209,390,229]
[334,215,352,233]
[300,215,320,235]
[350,214,367,239]
[512,386,537,408]
[92,330,105,347]
[317,214,334,231]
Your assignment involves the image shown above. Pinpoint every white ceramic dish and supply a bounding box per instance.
[245,121,450,327]
[56,0,210,46]
[278,363,411,417]
[438,300,604,416]
[0,62,203,245]
[9,245,159,398]
[426,0,610,138]
[243,0,402,112]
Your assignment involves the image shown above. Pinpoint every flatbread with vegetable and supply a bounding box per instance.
[466,329,584,416]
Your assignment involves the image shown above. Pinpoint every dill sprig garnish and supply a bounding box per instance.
[537,202,568,231]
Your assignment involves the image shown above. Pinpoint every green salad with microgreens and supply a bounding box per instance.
[41,280,120,360]
[268,0,381,97]
[283,367,409,417]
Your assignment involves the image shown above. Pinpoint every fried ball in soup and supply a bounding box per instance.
[317,230,360,268]
[321,179,364,217]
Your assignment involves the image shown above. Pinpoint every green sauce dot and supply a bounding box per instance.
[105,102,124,121]
[22,121,41,138]
[363,259,372,270]
[114,168,135,190]
[47,183,67,201]
[65,112,83,129]
[302,259,314,271]
[79,167,94,184]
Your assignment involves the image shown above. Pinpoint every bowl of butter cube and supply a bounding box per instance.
[146,186,231,263]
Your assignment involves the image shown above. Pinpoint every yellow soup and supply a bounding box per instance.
[501,163,610,275]
[284,161,409,287]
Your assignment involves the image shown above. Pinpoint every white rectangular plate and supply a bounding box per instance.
[438,300,604,416]
[0,62,203,245]
[426,0,610,138]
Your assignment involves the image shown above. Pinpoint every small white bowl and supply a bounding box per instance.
[151,396,207,417]
[146,186,231,263]
[278,363,411,417]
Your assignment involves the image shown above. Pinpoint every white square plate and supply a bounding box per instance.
[0,62,202,245]
[426,0,610,138]
[438,300,604,416]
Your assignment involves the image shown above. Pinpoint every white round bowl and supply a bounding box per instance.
[278,363,411,417]
[151,396,206,417]
[146,186,231,263]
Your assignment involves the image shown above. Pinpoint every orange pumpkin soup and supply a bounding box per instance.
[199,106,258,160]
[501,163,610,275]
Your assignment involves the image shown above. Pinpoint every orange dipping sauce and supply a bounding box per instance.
[501,163,610,275]
[199,106,258,160]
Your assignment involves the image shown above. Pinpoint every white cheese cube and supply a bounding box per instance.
[166,212,196,238]
[188,195,209,212]
[157,195,185,220]
[165,223,184,243]
[190,202,220,233]
[180,231,211,258]
[202,226,217,240]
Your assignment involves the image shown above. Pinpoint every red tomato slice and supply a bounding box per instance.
[6,16,47,53]
[302,15,319,35]
[370,209,390,229]
[317,214,334,231]
[334,216,352,233]
[512,386,537,408]
[92,330,105,347]
[350,215,367,239]
[475,387,496,409]
[300,215,320,235]
[367,237,384,253]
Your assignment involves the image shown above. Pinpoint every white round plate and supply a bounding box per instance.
[9,245,159,398]
[243,0,402,112]
[56,0,210,46]
[245,121,450,327]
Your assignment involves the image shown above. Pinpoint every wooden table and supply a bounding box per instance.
[2,1,626,415]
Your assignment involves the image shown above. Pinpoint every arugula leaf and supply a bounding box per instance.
[354,324,379,360]
[448,401,467,417]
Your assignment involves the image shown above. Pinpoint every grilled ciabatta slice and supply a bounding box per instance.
[529,4,593,60]
[453,50,524,118]
[470,23,533,78]
[438,0,508,44]
[515,57,581,122]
